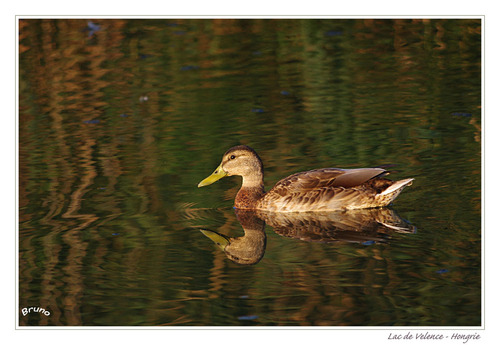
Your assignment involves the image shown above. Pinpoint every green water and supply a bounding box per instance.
[18,18,481,326]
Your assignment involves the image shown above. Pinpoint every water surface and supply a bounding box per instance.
[19,18,481,326]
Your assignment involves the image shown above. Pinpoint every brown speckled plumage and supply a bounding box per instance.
[198,145,414,212]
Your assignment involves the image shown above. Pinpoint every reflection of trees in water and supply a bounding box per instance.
[18,18,480,326]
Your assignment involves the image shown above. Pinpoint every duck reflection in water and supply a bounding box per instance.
[201,208,415,265]
[201,209,266,265]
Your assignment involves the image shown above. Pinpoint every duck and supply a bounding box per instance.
[198,145,414,212]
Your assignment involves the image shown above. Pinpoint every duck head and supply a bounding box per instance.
[198,145,264,188]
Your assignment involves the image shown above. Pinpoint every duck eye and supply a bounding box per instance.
[230,155,236,160]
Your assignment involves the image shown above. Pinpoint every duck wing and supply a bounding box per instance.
[257,168,388,212]
[270,168,387,194]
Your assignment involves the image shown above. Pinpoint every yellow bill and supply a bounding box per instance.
[200,230,230,250]
[198,163,227,187]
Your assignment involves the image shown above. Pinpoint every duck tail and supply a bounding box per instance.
[379,178,414,196]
